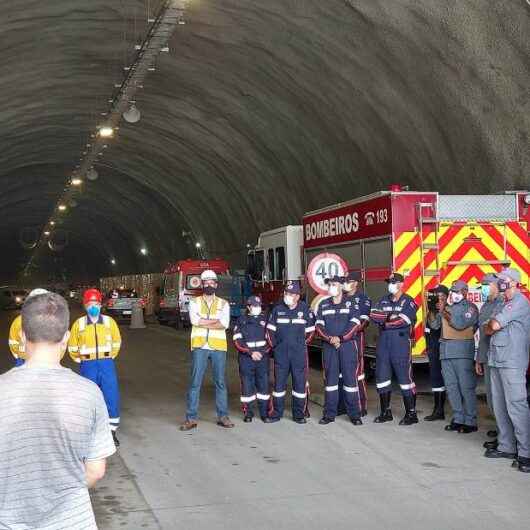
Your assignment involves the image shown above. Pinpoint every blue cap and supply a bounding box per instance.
[450,280,468,292]
[481,273,497,285]
[324,275,345,284]
[247,295,262,307]
[495,268,521,283]
[385,273,405,283]
[284,280,301,294]
[345,271,362,282]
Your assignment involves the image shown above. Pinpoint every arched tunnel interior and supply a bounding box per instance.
[1,0,528,284]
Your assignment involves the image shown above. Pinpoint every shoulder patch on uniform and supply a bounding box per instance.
[346,301,351,307]
[298,311,303,318]
[465,312,471,318]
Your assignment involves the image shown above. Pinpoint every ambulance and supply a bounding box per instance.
[158,258,230,328]
[249,187,530,362]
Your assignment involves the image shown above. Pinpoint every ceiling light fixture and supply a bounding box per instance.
[98,126,114,138]
[71,178,83,186]
[58,204,67,212]
[140,248,148,256]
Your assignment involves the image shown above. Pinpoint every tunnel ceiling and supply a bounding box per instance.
[1,0,529,282]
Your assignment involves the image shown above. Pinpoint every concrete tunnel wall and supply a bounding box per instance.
[0,0,528,282]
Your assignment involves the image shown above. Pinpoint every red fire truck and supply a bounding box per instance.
[249,188,530,363]
[157,258,230,328]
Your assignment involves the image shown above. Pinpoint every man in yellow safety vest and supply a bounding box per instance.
[180,270,234,431]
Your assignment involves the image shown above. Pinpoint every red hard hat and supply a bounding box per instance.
[83,288,102,305]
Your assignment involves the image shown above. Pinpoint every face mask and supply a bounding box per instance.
[388,283,399,295]
[343,282,354,293]
[203,285,216,295]
[328,285,340,297]
[497,280,509,293]
[249,306,261,316]
[87,305,101,319]
[284,295,295,307]
[481,285,491,299]
[451,292,464,303]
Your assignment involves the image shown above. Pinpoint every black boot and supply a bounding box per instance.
[399,394,418,426]
[374,392,393,423]
[112,431,120,448]
[424,391,445,421]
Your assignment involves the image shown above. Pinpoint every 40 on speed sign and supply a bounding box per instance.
[307,253,349,295]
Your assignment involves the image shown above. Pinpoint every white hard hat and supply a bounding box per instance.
[200,270,218,281]
[27,288,49,299]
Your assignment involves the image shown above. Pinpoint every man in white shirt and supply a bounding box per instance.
[180,270,234,431]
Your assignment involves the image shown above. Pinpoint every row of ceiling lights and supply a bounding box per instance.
[24,1,189,275]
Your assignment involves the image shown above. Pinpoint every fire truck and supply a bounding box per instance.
[158,258,230,328]
[249,188,530,362]
[247,225,304,307]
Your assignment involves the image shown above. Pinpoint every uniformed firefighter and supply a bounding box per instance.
[484,268,530,473]
[342,271,371,416]
[180,270,234,431]
[8,288,49,367]
[266,281,315,424]
[476,273,504,450]
[439,280,479,434]
[370,273,419,425]
[233,296,271,423]
[68,288,122,446]
[315,276,363,425]
[424,285,449,421]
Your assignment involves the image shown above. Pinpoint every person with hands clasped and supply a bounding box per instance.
[316,276,363,426]
[233,296,271,423]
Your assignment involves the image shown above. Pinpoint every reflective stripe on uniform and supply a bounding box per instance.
[277,318,290,324]
[400,383,416,390]
[399,313,411,325]
[350,317,361,324]
[291,319,306,325]
[339,309,350,314]
[267,323,277,331]
[377,380,391,389]
[360,315,370,321]
[357,373,365,381]
[80,346,112,354]
[432,386,446,392]
[240,395,256,403]
[233,333,243,340]
[292,390,307,399]
[322,310,336,315]
[325,385,339,392]
[273,390,286,398]
[343,385,359,393]
[8,340,18,346]
[315,319,325,326]
[247,340,266,348]
[305,326,315,333]
[256,393,270,400]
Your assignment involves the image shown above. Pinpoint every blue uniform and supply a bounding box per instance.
[370,293,418,396]
[233,314,271,419]
[266,301,315,420]
[425,312,444,392]
[316,296,362,420]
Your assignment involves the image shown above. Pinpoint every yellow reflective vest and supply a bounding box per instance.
[68,315,122,362]
[8,315,25,360]
[190,296,228,351]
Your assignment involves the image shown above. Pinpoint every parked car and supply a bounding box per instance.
[103,288,145,322]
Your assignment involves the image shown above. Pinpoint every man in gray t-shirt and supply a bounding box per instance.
[0,293,116,529]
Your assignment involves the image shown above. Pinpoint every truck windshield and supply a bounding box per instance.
[275,246,285,281]
[248,250,264,281]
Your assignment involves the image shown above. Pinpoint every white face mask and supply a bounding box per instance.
[249,306,261,316]
[388,283,399,295]
[451,292,464,304]
[284,295,295,307]
[328,285,340,297]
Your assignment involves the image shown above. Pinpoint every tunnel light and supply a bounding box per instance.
[111,258,116,265]
[86,168,98,181]
[123,104,141,123]
[140,248,148,256]
[50,221,55,226]
[71,177,83,186]
[98,126,114,138]
[195,242,201,248]
[58,204,67,212]
[44,231,50,236]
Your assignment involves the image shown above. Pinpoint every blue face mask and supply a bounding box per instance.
[87,305,101,319]
[481,284,491,299]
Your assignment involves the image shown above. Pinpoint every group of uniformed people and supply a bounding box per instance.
[9,267,529,473]
[424,268,530,472]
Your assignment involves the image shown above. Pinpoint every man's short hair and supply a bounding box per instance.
[22,293,70,344]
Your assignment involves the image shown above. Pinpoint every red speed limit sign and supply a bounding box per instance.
[307,253,349,295]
